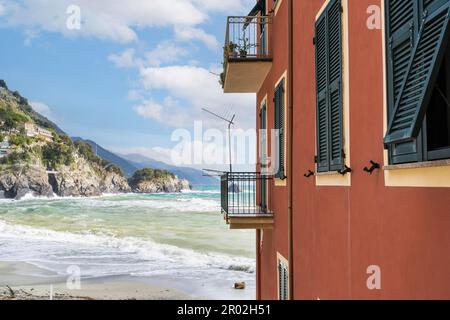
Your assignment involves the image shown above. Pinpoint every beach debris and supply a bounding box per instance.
[234,282,246,290]
[6,285,15,298]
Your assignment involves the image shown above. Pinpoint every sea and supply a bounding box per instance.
[0,187,256,299]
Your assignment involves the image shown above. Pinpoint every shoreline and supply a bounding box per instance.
[0,188,214,202]
[0,261,256,300]
[0,261,194,300]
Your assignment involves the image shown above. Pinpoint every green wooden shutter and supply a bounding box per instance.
[282,265,288,300]
[327,0,344,171]
[315,12,330,172]
[274,80,285,179]
[278,263,283,300]
[260,105,267,210]
[278,261,288,300]
[315,0,343,172]
[386,0,422,164]
[384,0,450,145]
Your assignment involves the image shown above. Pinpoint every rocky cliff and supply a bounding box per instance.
[0,154,130,199]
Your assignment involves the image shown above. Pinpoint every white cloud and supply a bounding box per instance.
[145,41,188,67]
[127,89,144,101]
[134,96,187,127]
[0,4,6,16]
[108,48,142,69]
[174,26,219,50]
[30,101,54,120]
[23,29,39,46]
[0,0,251,43]
[109,42,188,69]
[137,65,255,129]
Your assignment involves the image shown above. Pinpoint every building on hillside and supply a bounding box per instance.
[24,122,53,142]
[0,136,10,158]
[0,137,10,149]
[219,0,450,300]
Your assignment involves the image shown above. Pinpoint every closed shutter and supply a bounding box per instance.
[282,265,288,300]
[316,12,330,172]
[260,105,267,210]
[315,0,344,173]
[274,80,285,179]
[384,0,450,145]
[328,0,344,170]
[278,260,288,300]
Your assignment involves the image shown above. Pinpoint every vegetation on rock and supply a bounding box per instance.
[129,168,175,185]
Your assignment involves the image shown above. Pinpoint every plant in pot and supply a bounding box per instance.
[238,36,256,59]
[224,41,238,59]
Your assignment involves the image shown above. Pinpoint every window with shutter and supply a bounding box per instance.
[315,0,344,173]
[385,0,450,146]
[278,259,288,300]
[274,80,285,179]
[260,104,267,210]
[385,0,450,164]
[386,0,423,164]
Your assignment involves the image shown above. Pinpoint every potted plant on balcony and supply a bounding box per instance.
[224,41,238,59]
[237,36,256,59]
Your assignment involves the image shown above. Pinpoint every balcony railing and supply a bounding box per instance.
[221,172,274,229]
[224,16,271,61]
[221,16,272,93]
[221,172,272,215]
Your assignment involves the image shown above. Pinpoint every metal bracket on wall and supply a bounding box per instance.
[304,170,315,178]
[363,160,380,175]
[338,165,352,176]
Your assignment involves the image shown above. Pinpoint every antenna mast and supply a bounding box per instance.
[202,108,235,173]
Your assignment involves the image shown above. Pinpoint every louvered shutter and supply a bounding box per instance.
[278,263,283,300]
[278,261,288,300]
[260,105,267,210]
[315,0,343,173]
[282,265,288,300]
[274,81,285,179]
[327,0,344,171]
[384,0,450,145]
[386,0,421,163]
[315,12,330,172]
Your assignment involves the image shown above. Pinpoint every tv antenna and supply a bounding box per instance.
[202,108,235,173]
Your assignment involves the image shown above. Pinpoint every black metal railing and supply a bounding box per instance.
[225,16,272,60]
[221,172,272,215]
[221,15,272,86]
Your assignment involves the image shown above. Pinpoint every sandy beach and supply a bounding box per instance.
[0,261,193,300]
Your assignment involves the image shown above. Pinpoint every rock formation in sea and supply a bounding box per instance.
[128,168,191,194]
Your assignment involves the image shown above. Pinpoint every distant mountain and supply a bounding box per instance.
[72,137,139,177]
[71,138,218,186]
[122,153,219,186]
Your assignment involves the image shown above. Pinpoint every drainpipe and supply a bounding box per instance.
[287,0,294,300]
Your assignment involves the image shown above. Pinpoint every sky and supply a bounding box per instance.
[0,0,257,170]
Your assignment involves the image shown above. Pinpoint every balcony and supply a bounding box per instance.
[221,172,273,229]
[221,16,272,93]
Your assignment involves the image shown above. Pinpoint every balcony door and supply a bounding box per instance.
[260,103,267,212]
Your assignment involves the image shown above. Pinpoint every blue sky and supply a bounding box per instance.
[0,0,256,169]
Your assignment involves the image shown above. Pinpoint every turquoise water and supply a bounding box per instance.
[0,187,256,298]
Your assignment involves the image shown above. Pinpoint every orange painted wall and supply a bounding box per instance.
[257,0,450,300]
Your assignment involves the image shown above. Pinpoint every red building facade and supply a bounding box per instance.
[221,0,450,299]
